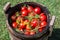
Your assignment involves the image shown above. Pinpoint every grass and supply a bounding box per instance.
[0,0,60,40]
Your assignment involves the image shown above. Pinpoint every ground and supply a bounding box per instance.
[0,0,60,40]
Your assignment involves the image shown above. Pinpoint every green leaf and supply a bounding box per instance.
[29,26,32,29]
[28,15,34,21]
[16,20,20,24]
[15,12,20,17]
[15,28,24,33]
[33,27,39,33]
[35,14,39,18]
[15,28,20,32]
[24,16,28,19]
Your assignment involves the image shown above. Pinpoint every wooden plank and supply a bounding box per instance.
[9,32,21,40]
[49,15,56,37]
[3,2,11,12]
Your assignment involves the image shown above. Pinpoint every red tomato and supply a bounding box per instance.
[12,22,17,28]
[21,6,27,11]
[19,23,25,29]
[30,31,36,35]
[34,7,41,14]
[28,6,33,13]
[16,16,24,24]
[40,13,45,16]
[24,31,30,35]
[24,20,29,22]
[21,10,28,17]
[26,25,31,31]
[31,19,38,28]
[40,21,47,28]
[16,16,21,21]
[18,28,23,31]
[11,15,16,21]
[39,28,43,32]
[40,14,47,21]
[24,20,29,25]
